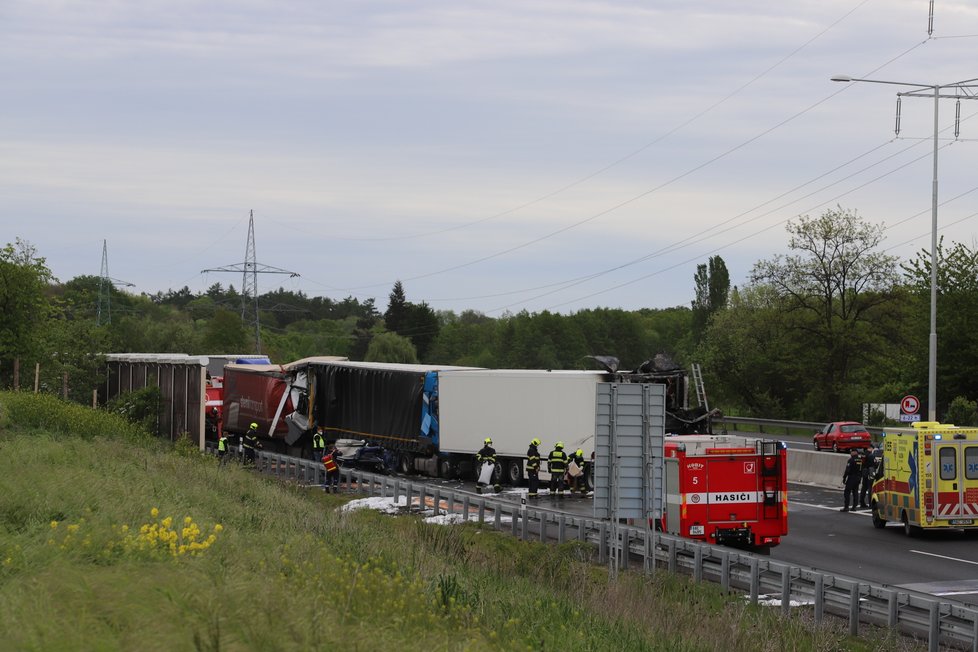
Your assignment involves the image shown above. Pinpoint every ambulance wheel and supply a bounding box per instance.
[871,503,886,529]
[902,512,921,538]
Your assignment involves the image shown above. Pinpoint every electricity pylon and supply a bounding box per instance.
[202,210,299,353]
[96,239,134,326]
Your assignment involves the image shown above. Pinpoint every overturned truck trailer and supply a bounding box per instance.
[292,356,715,483]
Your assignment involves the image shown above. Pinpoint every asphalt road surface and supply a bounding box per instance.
[424,474,978,606]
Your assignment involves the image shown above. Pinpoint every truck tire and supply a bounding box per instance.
[502,459,523,486]
[398,453,413,475]
[439,457,458,480]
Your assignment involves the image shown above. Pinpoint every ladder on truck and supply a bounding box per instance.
[691,363,708,411]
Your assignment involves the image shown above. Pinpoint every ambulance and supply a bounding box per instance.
[871,421,978,536]
[659,434,788,552]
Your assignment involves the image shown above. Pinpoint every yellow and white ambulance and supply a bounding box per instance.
[871,421,978,536]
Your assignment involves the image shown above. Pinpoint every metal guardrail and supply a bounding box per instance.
[720,416,886,439]
[249,449,977,652]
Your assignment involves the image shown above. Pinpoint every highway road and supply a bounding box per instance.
[421,473,978,607]
[777,483,978,606]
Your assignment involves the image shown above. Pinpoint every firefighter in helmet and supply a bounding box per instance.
[242,422,261,466]
[476,437,500,494]
[548,441,568,498]
[526,438,542,498]
[567,447,587,495]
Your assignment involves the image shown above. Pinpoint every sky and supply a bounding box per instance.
[3,1,978,316]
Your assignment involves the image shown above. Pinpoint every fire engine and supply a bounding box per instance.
[871,421,978,536]
[659,434,788,551]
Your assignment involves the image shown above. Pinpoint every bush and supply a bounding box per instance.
[944,396,977,427]
[106,386,162,435]
[0,391,150,443]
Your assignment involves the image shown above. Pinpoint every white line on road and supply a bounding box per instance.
[910,550,978,566]
[789,501,872,516]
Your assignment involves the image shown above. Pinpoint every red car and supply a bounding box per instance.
[813,421,872,452]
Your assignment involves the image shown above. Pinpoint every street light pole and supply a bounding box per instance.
[830,75,978,422]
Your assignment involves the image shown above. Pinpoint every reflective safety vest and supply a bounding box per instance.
[548,449,567,473]
[526,446,540,471]
[313,433,325,451]
[323,453,338,473]
[218,436,228,452]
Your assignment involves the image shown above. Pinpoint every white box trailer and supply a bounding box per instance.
[435,369,607,484]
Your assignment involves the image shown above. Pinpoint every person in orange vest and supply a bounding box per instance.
[322,444,341,493]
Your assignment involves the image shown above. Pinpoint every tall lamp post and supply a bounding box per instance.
[830,75,978,422]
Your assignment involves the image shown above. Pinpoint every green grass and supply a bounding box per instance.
[0,392,922,651]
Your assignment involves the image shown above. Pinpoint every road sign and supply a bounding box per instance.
[901,395,921,415]
[900,414,922,422]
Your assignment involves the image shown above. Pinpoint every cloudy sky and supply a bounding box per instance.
[3,1,977,316]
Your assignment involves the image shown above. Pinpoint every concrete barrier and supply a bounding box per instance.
[788,448,849,488]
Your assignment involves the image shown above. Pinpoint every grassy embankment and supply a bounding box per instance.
[0,391,921,651]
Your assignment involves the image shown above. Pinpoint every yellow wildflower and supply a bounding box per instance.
[150,507,159,518]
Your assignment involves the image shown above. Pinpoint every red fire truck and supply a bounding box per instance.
[659,435,788,551]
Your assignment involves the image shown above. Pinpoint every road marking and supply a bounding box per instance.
[910,550,978,566]
[789,501,872,516]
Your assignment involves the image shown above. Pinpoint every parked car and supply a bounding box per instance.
[813,421,872,452]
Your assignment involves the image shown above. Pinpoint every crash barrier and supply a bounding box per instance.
[249,451,977,652]
[720,416,885,440]
[787,449,848,488]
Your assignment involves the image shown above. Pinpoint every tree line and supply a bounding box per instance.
[2,206,977,424]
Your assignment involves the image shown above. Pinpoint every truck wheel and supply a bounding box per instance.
[439,458,457,480]
[585,464,594,492]
[398,453,413,475]
[502,459,523,486]
[871,502,886,529]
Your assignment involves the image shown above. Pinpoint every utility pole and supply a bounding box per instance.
[831,75,978,421]
[96,239,134,326]
[202,210,299,353]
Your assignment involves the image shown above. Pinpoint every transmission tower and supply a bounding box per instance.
[201,210,300,353]
[96,239,134,326]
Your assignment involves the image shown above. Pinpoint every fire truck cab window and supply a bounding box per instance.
[966,446,978,480]
[939,447,956,481]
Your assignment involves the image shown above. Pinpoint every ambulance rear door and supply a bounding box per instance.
[934,440,978,526]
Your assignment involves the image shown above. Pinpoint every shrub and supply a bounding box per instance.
[944,396,978,427]
[0,391,150,443]
[106,386,162,435]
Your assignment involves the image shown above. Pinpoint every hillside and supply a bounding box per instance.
[0,392,917,651]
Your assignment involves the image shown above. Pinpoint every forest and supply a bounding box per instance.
[2,207,977,424]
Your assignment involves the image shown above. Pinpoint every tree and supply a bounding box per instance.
[365,332,418,363]
[902,238,978,413]
[385,281,408,334]
[691,256,730,344]
[750,206,902,418]
[201,308,249,353]
[0,239,56,377]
